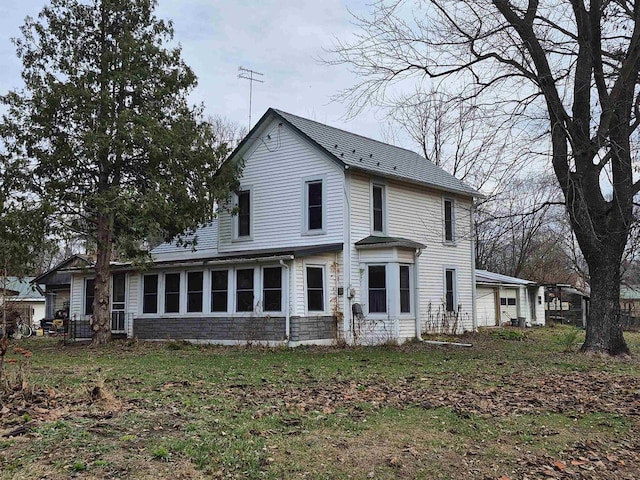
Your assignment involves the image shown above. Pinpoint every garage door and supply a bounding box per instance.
[477,287,497,327]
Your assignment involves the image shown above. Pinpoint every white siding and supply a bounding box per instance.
[293,252,343,317]
[348,171,475,335]
[218,119,345,253]
[70,274,84,319]
[127,274,138,313]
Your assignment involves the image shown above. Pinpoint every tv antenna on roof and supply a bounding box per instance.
[238,66,264,130]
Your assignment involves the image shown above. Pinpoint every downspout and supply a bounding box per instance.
[415,248,423,340]
[343,169,351,343]
[279,260,290,344]
[470,199,478,331]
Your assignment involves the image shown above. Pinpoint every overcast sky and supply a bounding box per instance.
[0,0,410,148]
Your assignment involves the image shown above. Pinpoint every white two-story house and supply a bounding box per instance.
[66,108,480,345]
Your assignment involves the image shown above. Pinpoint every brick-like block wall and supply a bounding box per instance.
[133,316,286,341]
[290,316,337,342]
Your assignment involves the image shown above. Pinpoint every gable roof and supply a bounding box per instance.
[229,108,479,197]
[32,255,93,286]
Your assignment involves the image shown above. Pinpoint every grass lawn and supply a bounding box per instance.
[1,326,639,479]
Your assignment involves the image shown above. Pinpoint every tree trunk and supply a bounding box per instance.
[91,212,113,346]
[581,256,629,355]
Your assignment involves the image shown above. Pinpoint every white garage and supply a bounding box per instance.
[476,270,546,327]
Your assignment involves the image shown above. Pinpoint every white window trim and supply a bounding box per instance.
[301,175,327,236]
[261,265,285,314]
[370,180,388,234]
[140,273,160,316]
[443,196,456,244]
[304,263,328,314]
[186,270,205,314]
[233,185,254,242]
[399,264,413,316]
[443,267,458,312]
[234,267,257,314]
[162,271,183,315]
[210,268,231,314]
[83,277,95,316]
[365,263,388,316]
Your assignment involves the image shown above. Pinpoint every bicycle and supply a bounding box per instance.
[15,320,33,338]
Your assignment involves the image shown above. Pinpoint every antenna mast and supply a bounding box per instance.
[238,66,265,129]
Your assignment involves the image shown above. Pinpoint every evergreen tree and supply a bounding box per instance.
[2,0,239,345]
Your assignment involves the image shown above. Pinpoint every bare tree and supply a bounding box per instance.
[330,0,640,355]
[390,88,526,192]
[208,114,248,152]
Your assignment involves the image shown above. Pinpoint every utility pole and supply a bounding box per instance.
[238,66,264,130]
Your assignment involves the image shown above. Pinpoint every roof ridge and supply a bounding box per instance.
[272,108,429,161]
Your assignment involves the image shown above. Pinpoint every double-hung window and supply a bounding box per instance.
[236,190,251,238]
[445,269,456,312]
[236,269,254,312]
[368,265,387,313]
[263,267,282,312]
[372,184,385,233]
[399,265,411,313]
[84,278,95,315]
[306,266,324,312]
[164,273,181,313]
[305,179,323,232]
[187,272,203,313]
[211,270,228,312]
[142,274,158,314]
[444,197,455,242]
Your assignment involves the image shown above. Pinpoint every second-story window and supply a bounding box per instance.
[237,190,251,238]
[307,180,323,231]
[444,197,455,242]
[372,184,385,233]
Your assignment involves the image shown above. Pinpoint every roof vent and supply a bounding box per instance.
[376,162,380,166]
[393,166,397,170]
[359,158,363,162]
[340,153,344,157]
[369,153,373,158]
[352,149,356,154]
[334,144,338,149]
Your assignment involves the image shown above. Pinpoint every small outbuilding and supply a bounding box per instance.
[475,270,546,327]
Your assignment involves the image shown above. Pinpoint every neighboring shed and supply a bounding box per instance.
[476,270,546,327]
[1,277,46,326]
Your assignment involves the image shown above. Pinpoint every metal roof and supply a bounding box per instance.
[150,221,219,262]
[475,270,536,286]
[620,285,640,301]
[1,277,45,300]
[271,109,479,197]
